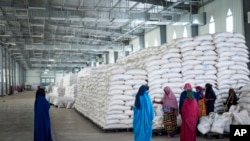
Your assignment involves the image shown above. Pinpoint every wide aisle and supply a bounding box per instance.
[0,91,228,141]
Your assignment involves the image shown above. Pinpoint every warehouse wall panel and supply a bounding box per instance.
[144,27,161,48]
[26,69,40,90]
[130,37,140,52]
[166,25,192,42]
[109,50,115,64]
[198,0,243,35]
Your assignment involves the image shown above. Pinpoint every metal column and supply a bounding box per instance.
[160,25,167,45]
[139,35,145,49]
[4,48,8,95]
[243,0,250,70]
[190,4,198,37]
[0,45,3,95]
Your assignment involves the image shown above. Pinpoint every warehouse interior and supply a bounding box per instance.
[1,0,250,140]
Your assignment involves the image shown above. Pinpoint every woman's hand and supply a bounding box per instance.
[152,97,156,103]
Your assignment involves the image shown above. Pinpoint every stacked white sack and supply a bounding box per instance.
[75,65,148,129]
[117,47,165,129]
[76,65,111,128]
[47,73,77,108]
[143,41,183,128]
[63,73,77,87]
[46,85,65,106]
[214,32,250,113]
[179,35,217,89]
[237,83,250,116]
[105,67,147,129]
[194,34,217,87]
[75,67,94,118]
[64,84,77,98]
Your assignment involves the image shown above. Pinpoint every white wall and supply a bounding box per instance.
[26,69,40,90]
[166,25,192,42]
[144,27,161,48]
[109,50,115,64]
[130,37,140,52]
[198,0,243,35]
[55,72,64,81]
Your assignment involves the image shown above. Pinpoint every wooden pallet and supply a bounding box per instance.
[74,109,132,133]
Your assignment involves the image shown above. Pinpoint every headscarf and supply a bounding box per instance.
[36,88,45,98]
[228,88,237,100]
[135,85,149,109]
[184,83,192,91]
[195,86,204,99]
[34,87,52,141]
[162,86,178,109]
[184,83,194,99]
[205,83,216,99]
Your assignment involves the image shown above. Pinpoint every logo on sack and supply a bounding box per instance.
[230,125,250,141]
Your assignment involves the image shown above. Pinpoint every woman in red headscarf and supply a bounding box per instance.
[153,86,178,138]
[179,83,199,141]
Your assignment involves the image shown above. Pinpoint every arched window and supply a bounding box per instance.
[226,9,233,33]
[183,26,187,37]
[209,16,215,34]
[173,31,177,39]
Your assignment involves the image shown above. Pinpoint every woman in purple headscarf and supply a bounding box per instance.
[179,83,199,141]
[153,86,178,138]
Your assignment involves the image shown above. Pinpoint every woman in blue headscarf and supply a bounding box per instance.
[34,88,53,141]
[133,85,154,141]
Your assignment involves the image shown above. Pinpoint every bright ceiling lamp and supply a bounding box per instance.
[49,59,55,62]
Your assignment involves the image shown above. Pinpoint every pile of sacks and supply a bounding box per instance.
[237,83,250,116]
[75,32,249,130]
[198,105,250,135]
[214,32,250,112]
[46,73,77,108]
[75,65,148,129]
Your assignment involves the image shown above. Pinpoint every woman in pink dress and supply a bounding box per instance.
[179,83,199,141]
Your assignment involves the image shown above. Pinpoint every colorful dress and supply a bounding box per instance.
[161,86,178,137]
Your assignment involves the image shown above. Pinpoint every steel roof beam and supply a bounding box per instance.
[25,44,124,51]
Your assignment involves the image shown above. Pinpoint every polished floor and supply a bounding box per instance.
[0,91,229,141]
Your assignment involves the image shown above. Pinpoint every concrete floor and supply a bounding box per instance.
[0,91,229,141]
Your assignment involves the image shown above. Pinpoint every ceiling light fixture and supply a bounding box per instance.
[29,6,46,10]
[49,59,55,62]
[63,35,75,38]
[32,42,43,44]
[0,34,11,37]
[5,42,16,45]
[30,24,45,27]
